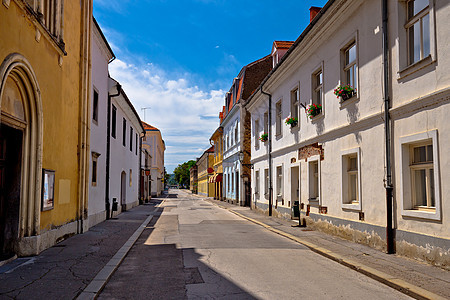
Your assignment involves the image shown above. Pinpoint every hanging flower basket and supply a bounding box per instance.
[306,104,322,119]
[259,133,268,142]
[285,117,298,128]
[334,85,356,101]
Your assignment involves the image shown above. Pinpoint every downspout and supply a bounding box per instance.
[139,132,144,203]
[105,83,121,220]
[260,87,272,216]
[382,0,395,254]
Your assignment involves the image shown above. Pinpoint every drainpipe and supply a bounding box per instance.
[106,83,121,220]
[260,87,272,216]
[382,0,395,254]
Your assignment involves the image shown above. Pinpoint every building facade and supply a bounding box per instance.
[88,17,115,228]
[197,146,214,197]
[0,0,92,258]
[221,55,272,206]
[209,127,223,200]
[247,0,449,267]
[109,78,144,214]
[142,122,165,197]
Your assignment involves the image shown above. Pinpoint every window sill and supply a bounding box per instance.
[401,208,440,221]
[339,95,359,109]
[398,55,434,80]
[308,198,319,206]
[342,202,361,211]
[310,113,324,122]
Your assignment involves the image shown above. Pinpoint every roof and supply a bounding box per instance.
[206,145,214,153]
[142,121,160,131]
[273,41,294,49]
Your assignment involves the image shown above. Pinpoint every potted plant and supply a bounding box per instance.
[285,117,298,128]
[306,104,322,119]
[334,84,356,101]
[259,133,268,142]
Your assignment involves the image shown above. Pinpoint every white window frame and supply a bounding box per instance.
[341,148,362,210]
[311,64,324,108]
[275,100,282,136]
[254,119,260,149]
[307,155,321,204]
[276,165,283,198]
[397,0,436,79]
[264,168,269,199]
[398,130,441,220]
[290,84,300,127]
[264,111,269,135]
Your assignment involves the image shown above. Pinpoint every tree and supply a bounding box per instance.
[173,160,196,188]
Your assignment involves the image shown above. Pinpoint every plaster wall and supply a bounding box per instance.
[109,96,140,210]
[87,24,109,227]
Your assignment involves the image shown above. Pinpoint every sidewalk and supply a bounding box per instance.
[0,200,163,300]
[199,195,449,300]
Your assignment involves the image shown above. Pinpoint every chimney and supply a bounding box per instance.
[310,6,322,22]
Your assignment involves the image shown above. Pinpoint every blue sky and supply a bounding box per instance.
[93,0,328,173]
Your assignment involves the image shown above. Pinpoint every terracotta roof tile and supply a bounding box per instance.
[142,121,160,131]
[274,41,294,49]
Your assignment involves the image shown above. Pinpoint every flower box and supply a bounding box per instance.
[259,133,268,142]
[285,117,298,128]
[334,84,356,101]
[306,104,322,119]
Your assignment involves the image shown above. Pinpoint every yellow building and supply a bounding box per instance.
[0,0,92,257]
[209,127,223,200]
[196,146,214,197]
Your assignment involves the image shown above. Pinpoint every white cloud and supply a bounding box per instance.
[108,59,224,173]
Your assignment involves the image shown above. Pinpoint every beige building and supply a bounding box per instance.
[247,0,450,267]
[196,146,214,197]
[142,122,165,197]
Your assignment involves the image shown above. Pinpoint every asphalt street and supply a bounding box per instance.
[98,190,412,299]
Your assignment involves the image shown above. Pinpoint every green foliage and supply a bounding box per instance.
[173,160,196,188]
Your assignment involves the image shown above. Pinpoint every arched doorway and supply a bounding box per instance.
[0,54,42,257]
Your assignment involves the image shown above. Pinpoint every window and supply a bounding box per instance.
[91,152,100,186]
[130,127,133,152]
[276,166,283,197]
[344,42,357,90]
[255,170,260,195]
[235,122,239,144]
[341,148,361,209]
[254,119,260,148]
[264,168,269,198]
[312,69,323,107]
[276,100,282,136]
[130,169,132,187]
[93,89,99,124]
[135,133,138,155]
[111,105,117,138]
[24,0,65,50]
[290,88,299,124]
[399,130,441,220]
[227,174,230,192]
[308,158,320,202]
[264,111,268,134]
[122,118,126,147]
[410,143,434,208]
[406,0,430,65]
[232,173,235,193]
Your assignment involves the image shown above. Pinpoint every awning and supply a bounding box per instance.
[208,175,215,183]
[215,174,223,183]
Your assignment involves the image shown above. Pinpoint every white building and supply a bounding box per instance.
[88,18,115,228]
[247,0,449,267]
[221,56,272,206]
[108,78,144,214]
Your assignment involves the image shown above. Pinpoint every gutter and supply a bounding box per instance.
[382,0,395,254]
[105,83,122,220]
